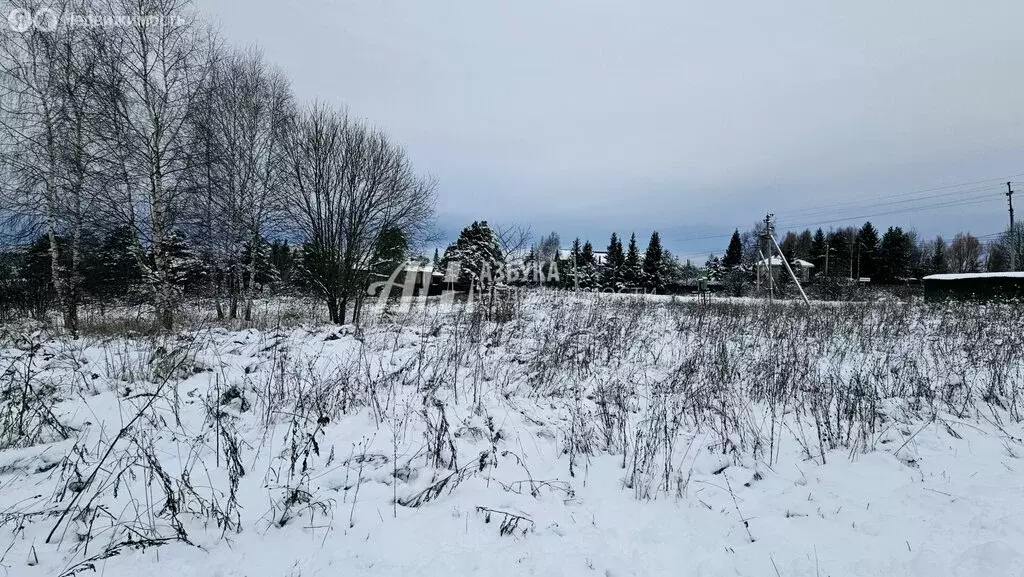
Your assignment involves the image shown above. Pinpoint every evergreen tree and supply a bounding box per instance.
[1006,227,1024,272]
[662,249,684,284]
[567,238,583,288]
[780,231,799,262]
[704,255,723,280]
[642,231,664,290]
[77,229,105,302]
[811,228,827,271]
[523,246,537,267]
[931,235,948,274]
[270,240,296,286]
[987,242,1011,272]
[723,229,743,268]
[877,226,913,284]
[546,250,563,287]
[821,227,858,280]
[578,240,597,289]
[857,221,880,279]
[603,233,625,289]
[371,227,407,280]
[243,237,279,288]
[580,241,595,266]
[439,221,504,287]
[624,232,641,286]
[21,234,59,318]
[796,229,814,261]
[155,230,207,294]
[432,248,440,267]
[100,227,143,299]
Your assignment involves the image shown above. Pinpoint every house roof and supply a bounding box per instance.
[923,272,1024,281]
[557,249,609,263]
[756,256,785,267]
[758,256,816,268]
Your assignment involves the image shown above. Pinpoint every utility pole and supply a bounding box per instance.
[849,229,855,281]
[1008,182,1016,272]
[771,232,810,306]
[573,250,579,292]
[824,239,830,279]
[763,212,774,303]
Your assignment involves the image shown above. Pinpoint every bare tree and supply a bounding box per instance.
[187,47,293,320]
[495,223,532,263]
[284,105,435,324]
[0,0,107,334]
[96,0,216,330]
[535,231,560,262]
[947,232,982,274]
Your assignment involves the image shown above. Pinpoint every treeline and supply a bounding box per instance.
[438,221,699,293]
[710,221,1023,285]
[0,229,306,321]
[0,0,435,332]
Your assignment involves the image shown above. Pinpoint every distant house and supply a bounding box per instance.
[558,249,608,266]
[369,262,445,298]
[922,272,1024,301]
[757,256,816,284]
[404,264,445,293]
[755,255,785,284]
[791,259,815,282]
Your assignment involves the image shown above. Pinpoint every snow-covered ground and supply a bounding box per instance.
[1,293,1022,576]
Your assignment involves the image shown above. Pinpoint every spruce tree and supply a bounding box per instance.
[723,229,743,268]
[372,227,407,280]
[158,230,207,294]
[642,231,664,290]
[780,232,799,262]
[99,227,143,300]
[857,221,880,279]
[811,228,827,270]
[604,233,625,289]
[931,235,948,274]
[704,255,723,280]
[244,237,279,288]
[580,241,596,288]
[987,242,1011,272]
[796,229,814,260]
[580,241,595,266]
[624,233,641,286]
[877,227,912,284]
[569,238,582,288]
[22,234,58,318]
[270,240,296,286]
[439,221,504,287]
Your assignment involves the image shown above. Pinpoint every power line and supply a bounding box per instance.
[662,173,1023,239]
[778,184,1004,221]
[776,195,1002,230]
[779,174,1024,218]
[663,174,1019,258]
[1009,182,1016,271]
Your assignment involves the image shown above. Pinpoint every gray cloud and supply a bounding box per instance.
[203,0,1024,257]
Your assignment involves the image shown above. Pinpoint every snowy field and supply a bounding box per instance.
[1,292,1023,577]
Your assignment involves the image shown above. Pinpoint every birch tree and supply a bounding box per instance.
[188,47,293,320]
[97,0,215,330]
[0,0,106,335]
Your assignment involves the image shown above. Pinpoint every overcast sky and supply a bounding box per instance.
[203,0,1024,261]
